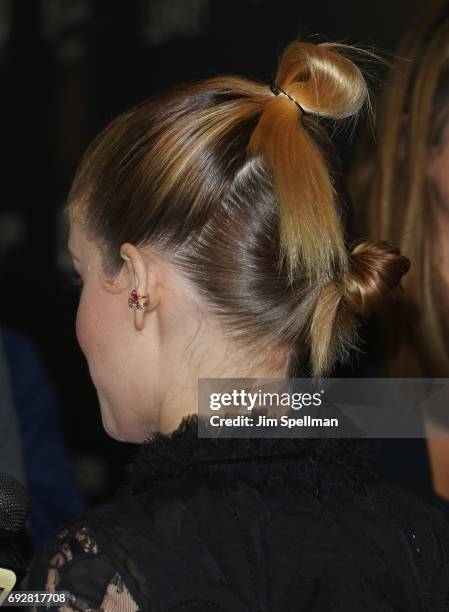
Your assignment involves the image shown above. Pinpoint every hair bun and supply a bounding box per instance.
[274,41,369,118]
[342,241,411,317]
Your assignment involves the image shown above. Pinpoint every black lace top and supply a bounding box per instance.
[27,415,449,611]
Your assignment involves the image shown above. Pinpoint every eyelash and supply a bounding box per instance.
[69,271,83,287]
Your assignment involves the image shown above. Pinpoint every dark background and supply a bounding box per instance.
[0,0,426,505]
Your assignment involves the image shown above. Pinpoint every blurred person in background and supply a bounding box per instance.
[350,0,449,502]
[0,323,86,553]
[0,182,86,553]
[24,37,449,610]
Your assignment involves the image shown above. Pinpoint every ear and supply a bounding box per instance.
[120,243,160,332]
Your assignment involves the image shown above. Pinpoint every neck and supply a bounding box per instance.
[158,357,290,435]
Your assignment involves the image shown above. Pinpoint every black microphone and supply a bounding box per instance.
[0,473,31,605]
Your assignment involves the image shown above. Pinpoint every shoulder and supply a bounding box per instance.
[82,473,449,566]
[108,474,449,608]
[27,514,140,611]
[28,476,449,610]
[365,477,449,542]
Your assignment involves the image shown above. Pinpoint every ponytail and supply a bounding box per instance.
[249,41,369,286]
[247,41,409,375]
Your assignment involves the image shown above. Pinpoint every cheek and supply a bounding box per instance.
[75,283,122,366]
[75,291,89,357]
[74,280,159,441]
[75,287,99,361]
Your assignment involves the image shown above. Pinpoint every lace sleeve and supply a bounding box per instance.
[25,520,140,612]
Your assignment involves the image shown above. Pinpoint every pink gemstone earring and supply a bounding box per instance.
[128,288,150,311]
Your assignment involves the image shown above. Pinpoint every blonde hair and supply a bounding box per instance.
[350,1,449,376]
[69,39,409,377]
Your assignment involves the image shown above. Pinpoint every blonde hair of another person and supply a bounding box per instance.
[350,1,449,499]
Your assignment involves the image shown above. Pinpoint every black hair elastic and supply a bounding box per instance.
[270,82,306,115]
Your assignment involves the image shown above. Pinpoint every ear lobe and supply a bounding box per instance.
[127,285,152,332]
[133,302,147,332]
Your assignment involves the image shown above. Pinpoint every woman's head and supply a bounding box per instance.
[68,40,409,441]
[350,1,449,376]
